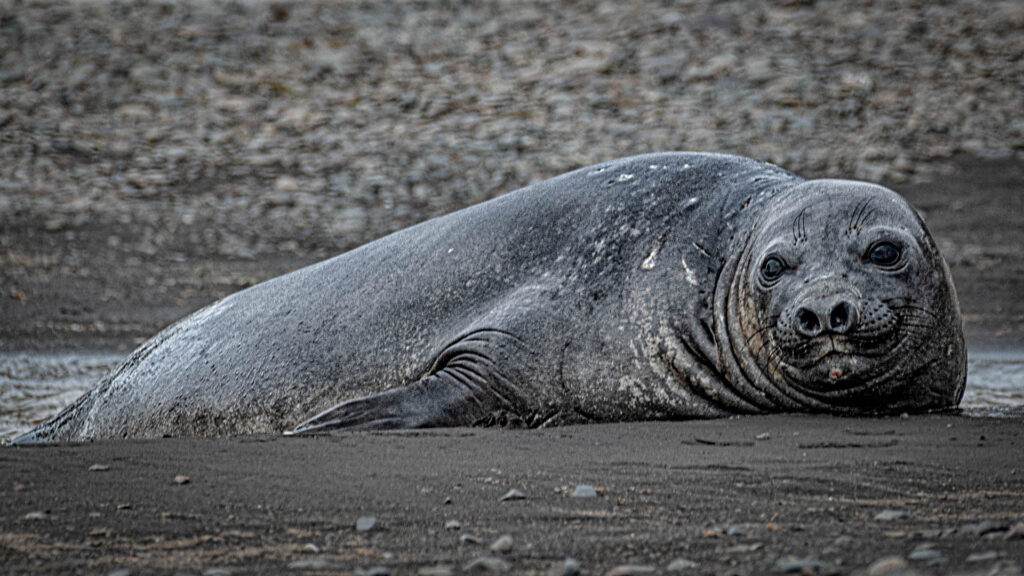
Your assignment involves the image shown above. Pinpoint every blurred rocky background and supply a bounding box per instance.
[1,0,1022,350]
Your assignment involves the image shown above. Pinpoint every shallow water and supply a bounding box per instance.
[1,350,1022,443]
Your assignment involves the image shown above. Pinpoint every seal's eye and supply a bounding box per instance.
[868,242,901,267]
[760,256,786,283]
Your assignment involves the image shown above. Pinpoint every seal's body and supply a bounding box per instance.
[16,153,965,443]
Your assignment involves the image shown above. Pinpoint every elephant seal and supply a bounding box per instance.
[14,152,966,444]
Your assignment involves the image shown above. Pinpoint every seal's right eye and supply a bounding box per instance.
[760,256,786,283]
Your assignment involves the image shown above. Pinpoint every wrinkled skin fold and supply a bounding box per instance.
[14,153,966,444]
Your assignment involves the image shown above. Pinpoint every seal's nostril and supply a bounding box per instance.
[796,307,821,336]
[829,301,854,333]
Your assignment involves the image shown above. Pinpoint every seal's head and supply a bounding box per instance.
[725,180,965,414]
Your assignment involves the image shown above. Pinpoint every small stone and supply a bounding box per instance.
[866,556,908,576]
[288,558,335,570]
[107,569,132,576]
[460,533,483,545]
[605,565,656,576]
[727,524,745,536]
[275,175,300,192]
[116,504,131,510]
[571,484,598,498]
[301,542,320,553]
[874,509,909,521]
[356,516,377,532]
[1006,522,1024,540]
[444,496,453,505]
[961,520,1007,537]
[464,556,511,573]
[774,556,821,573]
[173,475,191,485]
[547,558,581,576]
[202,569,233,576]
[417,567,453,576]
[666,558,698,571]
[490,534,514,553]
[907,543,943,564]
[24,511,50,520]
[726,542,763,553]
[499,488,525,501]
[444,519,462,530]
[89,464,110,472]
[832,535,853,547]
[354,566,390,576]
[755,432,771,440]
[965,551,999,563]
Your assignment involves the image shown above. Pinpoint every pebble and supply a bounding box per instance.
[417,567,453,576]
[774,556,821,574]
[1006,522,1024,540]
[965,551,999,563]
[605,565,657,576]
[23,511,50,520]
[726,524,745,536]
[489,534,514,554]
[665,558,698,571]
[354,566,390,576]
[107,570,131,576]
[444,519,461,530]
[571,484,598,498]
[547,558,581,576]
[960,520,1007,537]
[460,533,483,545]
[865,556,908,576]
[173,475,191,485]
[874,509,910,521]
[464,556,511,573]
[88,464,111,472]
[356,516,377,532]
[907,543,943,564]
[202,569,233,576]
[288,558,336,570]
[499,489,525,501]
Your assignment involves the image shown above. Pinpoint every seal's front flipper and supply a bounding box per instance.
[286,329,542,435]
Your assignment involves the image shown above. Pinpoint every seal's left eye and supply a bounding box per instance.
[868,242,901,267]
[760,256,786,283]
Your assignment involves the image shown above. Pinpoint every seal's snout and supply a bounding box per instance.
[793,298,859,338]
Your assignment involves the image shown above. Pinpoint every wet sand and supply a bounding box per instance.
[4,416,1024,575]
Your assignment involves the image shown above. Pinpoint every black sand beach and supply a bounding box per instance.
[2,1,1023,574]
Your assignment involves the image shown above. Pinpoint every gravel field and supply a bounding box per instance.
[2,0,1022,258]
[2,0,1023,351]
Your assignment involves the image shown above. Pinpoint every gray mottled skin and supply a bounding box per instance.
[15,153,965,444]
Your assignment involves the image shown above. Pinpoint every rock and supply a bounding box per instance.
[464,556,511,573]
[499,488,525,501]
[547,558,581,576]
[965,551,999,563]
[1006,522,1024,540]
[107,570,132,576]
[726,524,745,536]
[960,520,1007,537]
[865,556,908,576]
[571,484,598,498]
[666,558,698,571]
[356,516,377,532]
[354,566,390,576]
[202,569,233,576]
[907,543,943,564]
[874,509,910,521]
[444,519,461,530]
[173,475,191,485]
[24,511,50,520]
[460,533,483,545]
[489,534,514,554]
[288,558,336,570]
[417,566,453,576]
[774,556,821,573]
[605,565,657,576]
[88,464,110,472]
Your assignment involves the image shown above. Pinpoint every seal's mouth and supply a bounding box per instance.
[777,336,898,393]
